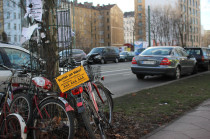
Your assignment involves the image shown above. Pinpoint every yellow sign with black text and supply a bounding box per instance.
[55,66,89,93]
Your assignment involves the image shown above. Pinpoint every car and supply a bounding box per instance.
[119,51,135,62]
[184,47,210,71]
[0,43,39,92]
[59,49,86,67]
[134,48,145,56]
[87,46,120,64]
[131,46,197,80]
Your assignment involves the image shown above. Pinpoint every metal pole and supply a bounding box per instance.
[148,6,151,47]
[73,0,76,48]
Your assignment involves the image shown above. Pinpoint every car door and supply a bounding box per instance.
[175,48,188,74]
[180,48,195,73]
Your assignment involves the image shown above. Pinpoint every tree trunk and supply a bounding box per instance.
[42,0,59,91]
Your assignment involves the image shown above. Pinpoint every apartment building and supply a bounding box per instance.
[134,0,201,47]
[124,12,135,44]
[3,0,22,45]
[71,1,124,49]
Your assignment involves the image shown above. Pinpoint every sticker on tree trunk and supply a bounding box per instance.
[55,66,89,93]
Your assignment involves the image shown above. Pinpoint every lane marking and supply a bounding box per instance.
[102,71,132,77]
[101,69,131,74]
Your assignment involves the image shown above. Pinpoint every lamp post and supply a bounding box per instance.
[72,0,76,48]
[148,5,151,47]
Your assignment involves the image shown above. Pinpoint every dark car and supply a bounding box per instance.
[185,47,210,71]
[131,46,197,80]
[87,47,120,64]
[134,48,145,56]
[119,51,135,62]
[59,49,86,67]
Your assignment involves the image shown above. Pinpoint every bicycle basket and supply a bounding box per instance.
[85,65,101,81]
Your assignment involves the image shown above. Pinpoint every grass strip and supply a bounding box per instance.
[111,72,210,138]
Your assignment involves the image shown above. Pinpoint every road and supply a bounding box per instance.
[97,62,173,98]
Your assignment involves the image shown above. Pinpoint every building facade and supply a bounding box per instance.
[3,0,22,45]
[124,12,134,44]
[71,2,124,50]
[134,0,201,47]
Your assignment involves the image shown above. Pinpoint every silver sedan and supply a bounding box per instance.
[131,46,197,80]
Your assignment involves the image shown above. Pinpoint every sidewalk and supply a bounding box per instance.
[142,99,210,139]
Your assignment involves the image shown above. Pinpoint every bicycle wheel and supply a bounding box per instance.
[82,91,106,139]
[0,115,22,139]
[33,98,74,139]
[10,93,32,126]
[93,82,113,126]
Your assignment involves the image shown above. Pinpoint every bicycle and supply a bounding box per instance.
[9,67,75,139]
[0,64,27,139]
[60,55,114,139]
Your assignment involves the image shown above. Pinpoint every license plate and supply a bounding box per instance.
[141,61,155,64]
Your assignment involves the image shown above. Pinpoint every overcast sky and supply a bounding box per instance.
[77,0,210,30]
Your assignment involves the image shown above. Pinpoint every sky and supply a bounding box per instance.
[78,0,210,30]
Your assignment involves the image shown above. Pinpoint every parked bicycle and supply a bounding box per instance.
[0,64,27,139]
[9,66,75,139]
[60,54,114,139]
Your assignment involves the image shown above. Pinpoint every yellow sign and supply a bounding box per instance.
[55,66,89,93]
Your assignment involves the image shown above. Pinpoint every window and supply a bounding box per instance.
[138,22,142,27]
[8,23,10,29]
[7,12,10,19]
[138,30,142,35]
[138,5,142,11]
[13,2,15,7]
[7,1,9,6]
[14,23,16,30]
[14,13,16,19]
[107,26,109,30]
[138,13,142,19]
[107,18,109,23]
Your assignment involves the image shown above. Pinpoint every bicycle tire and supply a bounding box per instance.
[82,91,107,139]
[32,98,74,139]
[0,114,22,139]
[10,93,33,126]
[93,82,113,125]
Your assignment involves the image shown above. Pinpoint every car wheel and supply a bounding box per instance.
[101,58,105,64]
[124,58,127,62]
[205,63,210,71]
[136,74,145,80]
[173,67,181,80]
[115,58,119,63]
[192,64,198,74]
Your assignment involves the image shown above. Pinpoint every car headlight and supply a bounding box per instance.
[94,55,101,59]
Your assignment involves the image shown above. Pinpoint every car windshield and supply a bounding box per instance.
[185,49,201,56]
[120,52,127,55]
[141,47,172,56]
[89,48,103,54]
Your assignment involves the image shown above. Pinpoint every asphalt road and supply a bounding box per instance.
[98,62,174,98]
